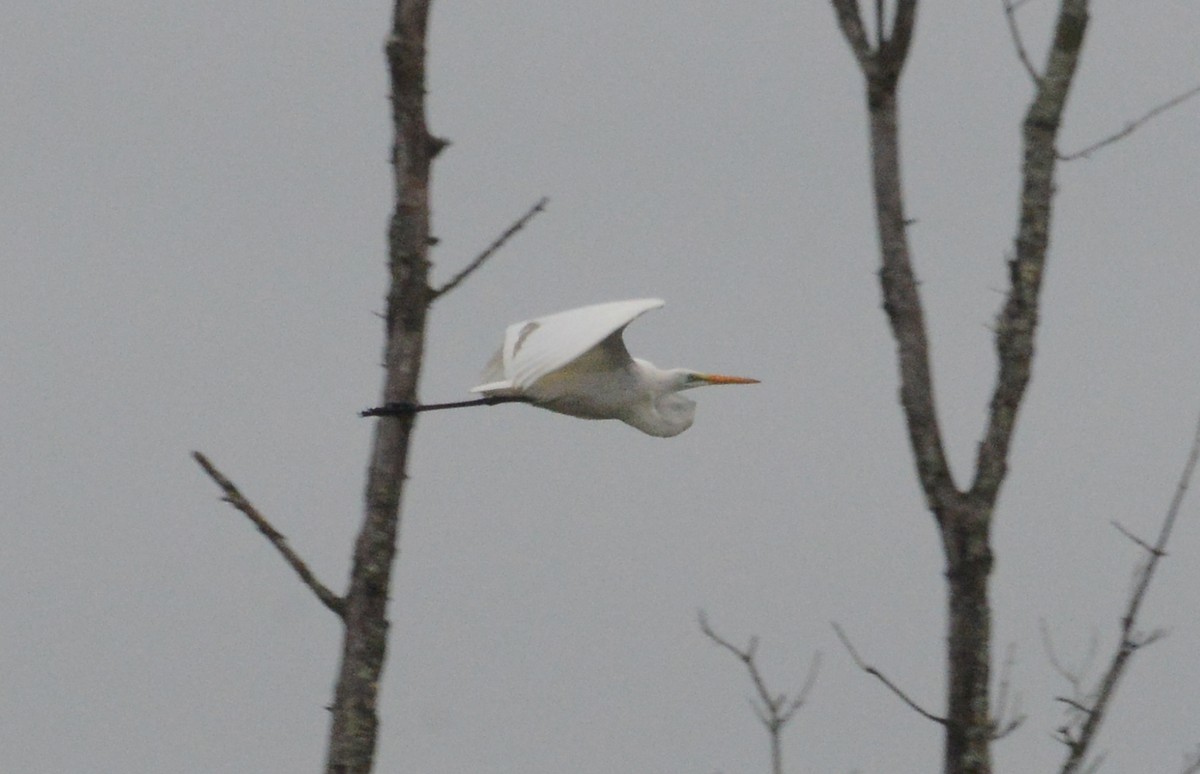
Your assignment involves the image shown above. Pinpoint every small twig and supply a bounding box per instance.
[1001,0,1041,86]
[1110,520,1164,557]
[831,622,946,725]
[192,451,345,617]
[1039,618,1096,693]
[1133,628,1167,649]
[1054,696,1093,715]
[698,612,762,687]
[1059,83,1200,161]
[791,651,823,722]
[991,714,1025,742]
[431,197,549,299]
[990,642,1026,740]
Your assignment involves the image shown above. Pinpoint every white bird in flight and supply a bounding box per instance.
[362,298,759,437]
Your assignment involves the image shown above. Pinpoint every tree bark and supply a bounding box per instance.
[325,2,439,772]
[940,502,994,773]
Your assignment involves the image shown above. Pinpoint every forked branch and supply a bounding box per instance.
[1002,0,1199,162]
[699,611,821,774]
[192,451,345,617]
[832,622,946,726]
[1001,0,1041,86]
[831,0,918,87]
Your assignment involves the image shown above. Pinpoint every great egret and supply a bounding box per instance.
[362,298,759,437]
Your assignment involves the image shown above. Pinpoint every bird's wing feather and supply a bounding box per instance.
[469,346,514,395]
[495,298,664,391]
[477,346,506,384]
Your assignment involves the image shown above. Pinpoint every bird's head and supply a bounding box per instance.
[622,363,759,438]
[639,370,759,437]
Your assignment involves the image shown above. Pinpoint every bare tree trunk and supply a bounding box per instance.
[940,505,994,772]
[194,3,544,770]
[325,2,439,771]
[831,2,1090,772]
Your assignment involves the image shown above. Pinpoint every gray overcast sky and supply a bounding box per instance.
[3,2,1199,772]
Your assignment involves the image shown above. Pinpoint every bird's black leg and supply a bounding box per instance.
[359,401,420,417]
[359,396,533,417]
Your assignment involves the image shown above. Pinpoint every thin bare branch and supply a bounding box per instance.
[990,642,1026,740]
[1121,412,1200,629]
[700,614,773,713]
[1134,628,1167,649]
[700,612,820,774]
[1059,412,1200,773]
[831,622,946,725]
[431,197,549,299]
[1001,0,1042,85]
[1039,618,1097,692]
[784,651,823,725]
[991,714,1025,742]
[1054,696,1093,715]
[1059,84,1200,161]
[698,611,744,655]
[192,451,345,618]
[700,612,820,729]
[1110,520,1163,557]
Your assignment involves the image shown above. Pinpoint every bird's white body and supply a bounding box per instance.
[471,299,757,437]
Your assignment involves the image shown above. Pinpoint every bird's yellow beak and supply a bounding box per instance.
[697,373,760,385]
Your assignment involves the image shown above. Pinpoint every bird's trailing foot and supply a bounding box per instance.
[359,396,534,417]
[360,401,419,417]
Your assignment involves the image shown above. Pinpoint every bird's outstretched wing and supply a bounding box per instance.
[471,298,664,393]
